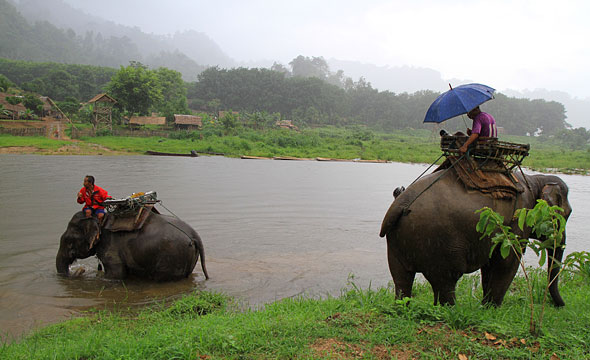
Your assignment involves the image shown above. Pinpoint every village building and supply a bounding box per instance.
[174,114,202,130]
[275,119,298,131]
[87,93,117,132]
[0,93,27,119]
[0,92,70,139]
[129,116,166,127]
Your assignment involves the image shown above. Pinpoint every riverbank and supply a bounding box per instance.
[1,128,589,174]
[3,272,590,359]
[0,136,134,155]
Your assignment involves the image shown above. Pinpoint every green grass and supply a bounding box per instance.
[2,271,590,359]
[2,126,590,173]
[0,135,71,151]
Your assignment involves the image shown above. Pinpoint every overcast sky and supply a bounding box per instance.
[63,0,590,99]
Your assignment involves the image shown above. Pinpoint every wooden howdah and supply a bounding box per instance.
[440,134,530,175]
[435,134,530,198]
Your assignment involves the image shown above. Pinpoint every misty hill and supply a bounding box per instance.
[1,0,231,80]
[502,88,590,129]
[327,59,448,94]
[15,0,234,68]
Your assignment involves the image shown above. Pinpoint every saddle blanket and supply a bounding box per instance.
[103,204,156,232]
[435,156,522,199]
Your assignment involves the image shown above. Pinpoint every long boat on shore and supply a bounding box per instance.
[145,150,198,157]
[241,155,272,160]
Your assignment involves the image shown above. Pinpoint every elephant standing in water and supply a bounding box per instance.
[379,171,571,306]
[57,211,209,281]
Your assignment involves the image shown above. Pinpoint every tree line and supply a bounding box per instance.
[0,0,206,82]
[187,60,568,135]
[0,56,570,136]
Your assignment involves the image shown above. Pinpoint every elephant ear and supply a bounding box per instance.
[541,183,571,217]
[80,217,101,250]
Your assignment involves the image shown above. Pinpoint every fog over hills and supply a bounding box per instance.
[8,0,590,129]
[15,0,234,68]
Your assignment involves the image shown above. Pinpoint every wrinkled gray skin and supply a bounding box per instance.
[57,211,209,281]
[380,171,571,306]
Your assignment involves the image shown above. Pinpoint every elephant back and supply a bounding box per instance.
[379,169,516,238]
[103,204,156,232]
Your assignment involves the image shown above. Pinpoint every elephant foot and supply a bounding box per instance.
[72,267,86,277]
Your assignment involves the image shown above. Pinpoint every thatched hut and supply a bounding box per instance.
[275,120,298,131]
[129,116,166,126]
[174,114,202,130]
[0,93,26,119]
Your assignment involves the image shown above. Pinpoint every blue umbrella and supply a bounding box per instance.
[424,83,495,123]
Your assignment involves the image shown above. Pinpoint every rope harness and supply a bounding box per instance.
[400,144,530,216]
[402,151,468,213]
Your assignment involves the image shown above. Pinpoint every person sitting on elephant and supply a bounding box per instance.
[77,175,111,224]
[459,106,497,154]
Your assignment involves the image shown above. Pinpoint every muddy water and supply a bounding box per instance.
[0,155,588,341]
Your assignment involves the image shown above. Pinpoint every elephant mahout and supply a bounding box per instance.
[379,168,571,307]
[57,209,209,281]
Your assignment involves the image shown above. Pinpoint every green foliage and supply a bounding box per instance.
[106,63,189,118]
[188,66,568,134]
[153,67,189,121]
[554,127,590,150]
[219,110,239,131]
[476,200,571,336]
[57,97,82,116]
[164,291,228,318]
[289,55,331,80]
[515,200,566,265]
[76,103,94,123]
[106,63,163,115]
[563,251,590,279]
[5,95,21,106]
[0,0,141,70]
[22,93,43,115]
[476,208,521,259]
[0,73,14,92]
[0,58,116,101]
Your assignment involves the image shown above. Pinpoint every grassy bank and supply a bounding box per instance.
[2,271,590,359]
[1,127,589,173]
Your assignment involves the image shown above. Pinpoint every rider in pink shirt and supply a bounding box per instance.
[459,106,497,153]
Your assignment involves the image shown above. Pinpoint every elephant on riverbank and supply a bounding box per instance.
[379,171,571,306]
[57,211,209,281]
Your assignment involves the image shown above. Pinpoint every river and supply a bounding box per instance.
[0,154,588,341]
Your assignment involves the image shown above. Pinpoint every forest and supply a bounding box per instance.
[0,0,207,80]
[0,56,570,136]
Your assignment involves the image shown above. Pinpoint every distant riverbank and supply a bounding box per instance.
[1,128,588,175]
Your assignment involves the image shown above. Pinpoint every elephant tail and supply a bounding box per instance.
[379,201,409,238]
[194,239,210,280]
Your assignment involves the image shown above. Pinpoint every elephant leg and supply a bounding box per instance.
[101,259,127,279]
[387,243,415,299]
[424,271,461,306]
[546,243,565,307]
[481,250,520,306]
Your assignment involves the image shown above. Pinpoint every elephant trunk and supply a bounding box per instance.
[547,232,566,307]
[56,247,72,275]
